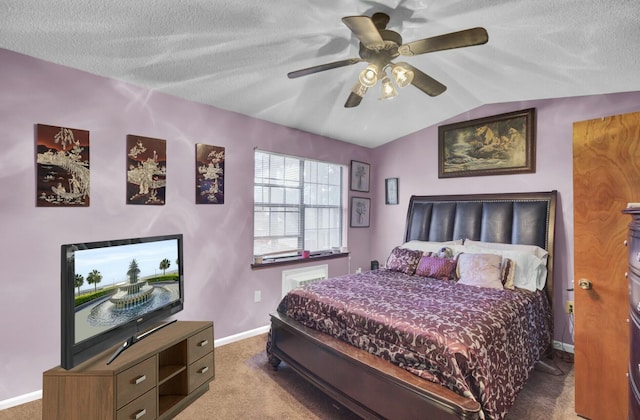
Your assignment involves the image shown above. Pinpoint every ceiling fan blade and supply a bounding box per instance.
[287,58,361,79]
[403,63,447,97]
[398,27,488,56]
[344,92,364,108]
[342,16,385,49]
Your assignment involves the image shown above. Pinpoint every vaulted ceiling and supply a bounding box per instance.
[2,0,639,147]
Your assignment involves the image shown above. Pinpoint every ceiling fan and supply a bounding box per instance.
[287,12,488,108]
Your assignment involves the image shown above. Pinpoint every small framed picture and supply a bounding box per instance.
[350,160,370,192]
[350,197,370,228]
[385,178,398,205]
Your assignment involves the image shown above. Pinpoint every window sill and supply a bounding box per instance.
[251,252,349,270]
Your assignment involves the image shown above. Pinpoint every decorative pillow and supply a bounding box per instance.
[501,258,516,289]
[415,255,457,280]
[386,246,423,275]
[456,253,504,289]
[461,245,548,291]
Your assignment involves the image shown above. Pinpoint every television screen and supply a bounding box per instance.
[61,234,184,369]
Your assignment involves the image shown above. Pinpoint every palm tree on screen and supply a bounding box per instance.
[86,269,102,292]
[75,273,84,294]
[159,258,170,275]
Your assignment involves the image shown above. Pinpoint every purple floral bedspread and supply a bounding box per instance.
[272,269,552,420]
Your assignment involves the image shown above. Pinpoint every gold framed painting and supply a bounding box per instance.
[438,108,536,178]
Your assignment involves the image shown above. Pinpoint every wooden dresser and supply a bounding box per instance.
[624,209,640,418]
[43,321,214,420]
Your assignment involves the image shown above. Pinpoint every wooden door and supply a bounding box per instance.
[573,111,640,419]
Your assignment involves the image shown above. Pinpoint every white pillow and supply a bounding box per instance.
[401,240,464,254]
[456,253,504,289]
[464,239,548,260]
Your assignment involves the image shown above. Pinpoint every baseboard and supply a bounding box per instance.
[553,340,575,354]
[0,390,42,411]
[0,324,272,411]
[214,324,270,347]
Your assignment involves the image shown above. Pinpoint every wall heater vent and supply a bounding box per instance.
[281,264,328,297]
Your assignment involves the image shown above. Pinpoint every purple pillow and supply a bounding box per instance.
[386,247,423,275]
[415,255,457,280]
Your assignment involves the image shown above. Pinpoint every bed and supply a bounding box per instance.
[267,191,557,420]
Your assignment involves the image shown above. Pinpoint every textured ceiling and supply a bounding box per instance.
[1,0,639,147]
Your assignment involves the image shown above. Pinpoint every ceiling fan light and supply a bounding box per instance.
[380,76,398,100]
[392,63,414,88]
[351,82,368,98]
[359,64,379,88]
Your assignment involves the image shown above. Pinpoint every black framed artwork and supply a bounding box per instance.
[350,160,370,192]
[350,196,370,228]
[385,178,398,205]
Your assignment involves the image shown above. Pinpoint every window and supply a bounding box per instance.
[254,150,344,257]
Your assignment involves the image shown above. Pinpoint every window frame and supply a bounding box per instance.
[253,150,347,266]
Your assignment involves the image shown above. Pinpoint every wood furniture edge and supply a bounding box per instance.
[269,311,481,420]
[43,320,214,420]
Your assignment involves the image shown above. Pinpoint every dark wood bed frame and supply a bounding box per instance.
[269,191,558,420]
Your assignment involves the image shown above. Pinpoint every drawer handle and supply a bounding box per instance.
[134,408,147,419]
[625,239,629,247]
[637,252,640,262]
[133,375,146,385]
[198,339,209,347]
[198,366,209,374]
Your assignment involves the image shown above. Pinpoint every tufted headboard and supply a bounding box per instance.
[404,191,558,302]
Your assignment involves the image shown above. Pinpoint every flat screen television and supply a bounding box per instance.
[61,234,184,369]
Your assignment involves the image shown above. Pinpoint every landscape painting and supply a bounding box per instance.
[438,108,536,178]
[127,135,167,205]
[36,124,90,207]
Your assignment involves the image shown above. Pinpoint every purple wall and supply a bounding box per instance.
[370,92,640,348]
[0,48,373,401]
[3,45,640,402]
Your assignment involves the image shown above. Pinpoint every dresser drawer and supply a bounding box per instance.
[632,378,640,420]
[188,326,213,363]
[631,273,640,316]
[188,352,214,393]
[630,313,640,392]
[628,231,640,273]
[116,388,157,420]
[116,355,157,409]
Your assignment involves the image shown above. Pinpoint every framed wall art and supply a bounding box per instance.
[195,143,225,204]
[350,196,370,228]
[438,108,536,178]
[350,160,370,192]
[126,135,167,205]
[385,178,398,205]
[36,124,90,207]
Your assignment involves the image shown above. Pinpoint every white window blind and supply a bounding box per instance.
[254,150,344,257]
